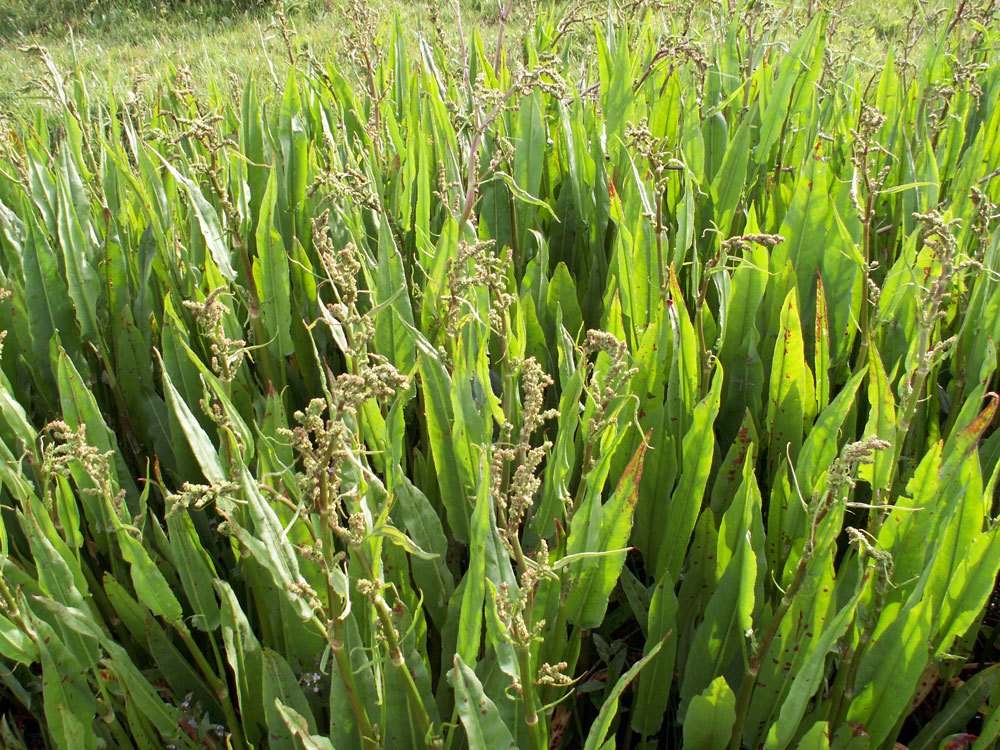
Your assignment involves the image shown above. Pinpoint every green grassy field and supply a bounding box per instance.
[0,0,960,120]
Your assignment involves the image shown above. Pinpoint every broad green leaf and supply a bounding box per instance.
[680,448,757,715]
[858,341,896,491]
[117,530,183,623]
[215,580,265,745]
[656,362,722,579]
[263,648,318,750]
[847,598,933,746]
[32,617,99,750]
[910,665,998,750]
[449,655,517,750]
[764,578,866,750]
[767,287,813,471]
[683,676,737,750]
[564,432,649,628]
[710,115,752,235]
[166,509,220,631]
[458,463,490,666]
[152,152,236,280]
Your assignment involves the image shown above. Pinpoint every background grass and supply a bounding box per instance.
[0,0,963,121]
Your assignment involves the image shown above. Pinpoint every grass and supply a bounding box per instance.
[0,0,968,122]
[0,0,509,119]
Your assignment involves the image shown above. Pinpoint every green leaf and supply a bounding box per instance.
[656,361,723,579]
[449,654,517,750]
[253,166,294,358]
[166,509,220,631]
[117,530,183,623]
[152,151,236,281]
[764,578,867,750]
[370,523,439,560]
[858,341,896,491]
[417,338,472,542]
[565,432,649,628]
[632,571,679,737]
[457,463,490,666]
[767,287,813,471]
[710,115,752,234]
[32,617,99,750]
[215,580,265,745]
[584,636,668,750]
[394,476,454,629]
[275,701,336,750]
[910,665,998,750]
[682,676,737,750]
[158,354,227,486]
[680,449,758,715]
[263,648,318,750]
[55,145,100,341]
[847,598,933,746]
[797,722,832,750]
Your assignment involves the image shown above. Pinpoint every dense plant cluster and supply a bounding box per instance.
[0,1,999,748]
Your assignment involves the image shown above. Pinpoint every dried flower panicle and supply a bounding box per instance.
[280,364,407,530]
[165,481,239,519]
[536,661,573,687]
[582,330,639,445]
[496,580,546,648]
[826,437,892,497]
[41,420,127,521]
[183,287,246,382]
[493,358,559,539]
[445,238,514,335]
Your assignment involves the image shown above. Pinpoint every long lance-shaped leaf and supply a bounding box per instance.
[846,597,933,746]
[910,665,999,750]
[263,648,319,750]
[858,340,896,491]
[457,459,490,666]
[679,448,759,716]
[632,570,679,738]
[165,509,220,631]
[764,573,867,750]
[55,144,101,342]
[755,14,826,163]
[158,353,227,486]
[656,361,723,580]
[215,580,265,746]
[710,114,752,235]
[563,431,649,628]
[252,166,293,358]
[584,635,668,750]
[767,287,814,473]
[450,654,517,750]
[151,150,236,281]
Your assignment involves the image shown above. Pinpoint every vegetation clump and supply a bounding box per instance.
[0,1,999,748]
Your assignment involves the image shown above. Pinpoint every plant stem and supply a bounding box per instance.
[358,554,438,747]
[174,623,248,750]
[318,494,377,748]
[517,643,546,750]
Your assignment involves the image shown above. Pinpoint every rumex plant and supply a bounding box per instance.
[0,1,999,749]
